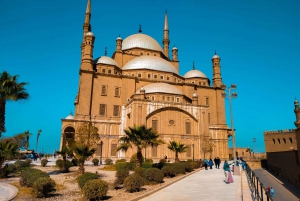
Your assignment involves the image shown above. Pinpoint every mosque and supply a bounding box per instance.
[60,0,232,161]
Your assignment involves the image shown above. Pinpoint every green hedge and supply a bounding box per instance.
[78,172,99,189]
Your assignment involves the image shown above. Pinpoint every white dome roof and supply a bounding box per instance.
[97,56,119,67]
[212,54,220,59]
[65,113,74,120]
[86,32,94,36]
[136,83,183,95]
[184,70,207,78]
[122,33,163,52]
[122,56,178,74]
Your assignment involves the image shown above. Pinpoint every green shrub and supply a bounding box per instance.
[151,162,165,170]
[114,170,129,186]
[172,163,186,175]
[134,167,145,177]
[124,174,145,192]
[71,158,78,166]
[82,179,108,200]
[115,162,127,171]
[189,161,200,169]
[32,177,56,198]
[20,168,49,187]
[187,159,193,163]
[145,159,153,163]
[92,158,99,166]
[130,153,144,163]
[56,159,72,173]
[14,160,26,170]
[24,159,32,167]
[161,166,176,177]
[126,162,136,170]
[105,158,113,165]
[142,162,153,169]
[41,159,48,167]
[159,159,166,164]
[143,168,164,183]
[78,172,99,189]
[115,159,127,163]
[181,162,192,172]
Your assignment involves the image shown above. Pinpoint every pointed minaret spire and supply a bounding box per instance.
[104,47,107,56]
[163,10,170,58]
[192,62,195,70]
[215,50,217,55]
[138,25,142,33]
[81,0,92,60]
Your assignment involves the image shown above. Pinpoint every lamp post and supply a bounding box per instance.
[253,138,256,159]
[221,84,239,175]
[99,141,103,165]
[192,144,195,161]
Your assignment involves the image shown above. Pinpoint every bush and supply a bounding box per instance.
[130,153,144,163]
[161,166,176,177]
[32,177,56,198]
[124,174,145,192]
[78,172,99,189]
[145,159,153,163]
[115,159,127,163]
[82,179,108,200]
[56,159,72,173]
[114,170,129,186]
[115,162,127,171]
[187,159,193,163]
[189,161,200,169]
[20,168,49,187]
[152,162,165,170]
[24,159,32,167]
[142,162,153,169]
[159,159,166,164]
[41,159,48,167]
[134,167,145,177]
[126,162,136,170]
[143,168,164,183]
[105,158,113,165]
[181,162,192,172]
[14,160,26,170]
[171,163,186,175]
[92,158,99,166]
[71,158,78,166]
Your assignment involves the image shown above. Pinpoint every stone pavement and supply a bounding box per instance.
[0,182,18,201]
[140,165,253,201]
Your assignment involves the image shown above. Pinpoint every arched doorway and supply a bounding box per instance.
[63,127,75,146]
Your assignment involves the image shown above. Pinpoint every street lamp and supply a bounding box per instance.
[221,84,239,175]
[192,144,195,161]
[99,141,103,165]
[253,138,256,159]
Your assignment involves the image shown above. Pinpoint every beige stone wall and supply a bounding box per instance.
[264,130,297,152]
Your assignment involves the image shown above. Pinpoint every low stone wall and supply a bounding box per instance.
[246,160,261,169]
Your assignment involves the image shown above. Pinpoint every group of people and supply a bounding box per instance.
[200,157,221,170]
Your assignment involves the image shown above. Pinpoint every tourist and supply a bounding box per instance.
[204,158,208,170]
[270,187,274,197]
[216,157,221,169]
[199,158,202,167]
[223,160,232,183]
[209,158,214,169]
[214,157,217,168]
[241,159,246,170]
[227,166,234,183]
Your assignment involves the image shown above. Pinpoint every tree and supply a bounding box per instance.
[0,71,29,137]
[117,125,164,167]
[72,144,96,174]
[201,135,215,159]
[246,148,252,158]
[36,130,42,153]
[56,146,72,162]
[23,130,31,150]
[3,133,27,150]
[75,122,99,148]
[0,140,18,169]
[167,141,188,162]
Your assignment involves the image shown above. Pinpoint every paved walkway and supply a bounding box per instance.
[140,166,246,201]
[0,182,18,201]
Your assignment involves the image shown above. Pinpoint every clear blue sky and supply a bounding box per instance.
[1,0,299,153]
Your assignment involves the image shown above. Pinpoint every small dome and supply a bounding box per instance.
[117,36,122,40]
[97,56,119,67]
[184,70,207,78]
[86,32,94,36]
[122,33,163,52]
[295,99,299,104]
[122,56,178,74]
[65,112,74,120]
[212,54,220,59]
[193,93,198,97]
[172,46,178,50]
[136,83,183,95]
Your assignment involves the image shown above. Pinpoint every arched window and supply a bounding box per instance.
[277,138,280,144]
[64,127,75,146]
[185,120,191,134]
[152,118,158,132]
[108,70,111,74]
[138,74,141,78]
[186,145,191,157]
[272,139,275,144]
[206,97,209,105]
[102,69,106,73]
[115,87,120,97]
[148,74,151,78]
[283,138,286,143]
[289,138,293,143]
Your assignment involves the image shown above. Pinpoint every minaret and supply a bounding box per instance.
[81,0,92,60]
[116,35,122,52]
[294,99,300,128]
[172,46,178,61]
[163,10,170,58]
[81,32,95,71]
[212,51,222,87]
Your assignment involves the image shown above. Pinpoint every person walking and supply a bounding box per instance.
[209,158,214,169]
[214,157,217,168]
[223,160,232,183]
[227,166,234,183]
[270,187,274,197]
[204,158,208,170]
[216,157,221,169]
[199,158,202,168]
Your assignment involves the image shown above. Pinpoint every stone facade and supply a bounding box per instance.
[60,0,231,161]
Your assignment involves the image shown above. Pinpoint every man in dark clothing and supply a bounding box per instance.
[214,158,217,168]
[216,157,221,169]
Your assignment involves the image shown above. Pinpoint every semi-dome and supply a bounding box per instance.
[136,83,183,95]
[97,56,119,67]
[184,70,207,78]
[122,56,178,74]
[65,112,74,120]
[122,33,163,52]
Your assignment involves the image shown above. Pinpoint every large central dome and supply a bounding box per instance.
[122,56,178,74]
[122,33,163,52]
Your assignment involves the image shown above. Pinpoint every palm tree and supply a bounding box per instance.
[36,130,42,153]
[0,140,18,169]
[246,148,252,158]
[117,125,164,167]
[167,141,188,162]
[0,71,29,137]
[72,144,96,174]
[23,130,31,150]
[56,146,72,162]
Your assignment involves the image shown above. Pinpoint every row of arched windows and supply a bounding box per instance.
[272,138,293,144]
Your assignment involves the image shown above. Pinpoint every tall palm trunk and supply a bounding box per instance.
[175,152,179,163]
[136,147,143,167]
[0,98,6,136]
[78,162,85,175]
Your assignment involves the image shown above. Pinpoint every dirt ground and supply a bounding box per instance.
[2,165,199,201]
